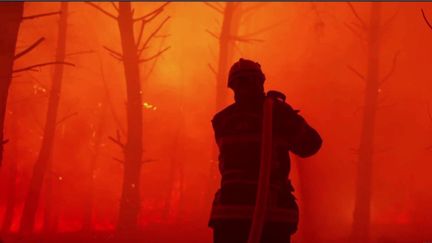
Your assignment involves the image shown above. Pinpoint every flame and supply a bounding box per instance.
[143,102,157,110]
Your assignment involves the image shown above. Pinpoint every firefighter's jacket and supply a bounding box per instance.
[209,96,322,229]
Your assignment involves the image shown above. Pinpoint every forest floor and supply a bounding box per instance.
[0,222,212,243]
[1,223,430,243]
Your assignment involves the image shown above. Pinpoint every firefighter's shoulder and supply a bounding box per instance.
[212,103,237,124]
[273,99,300,117]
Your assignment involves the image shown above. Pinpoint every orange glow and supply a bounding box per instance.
[0,2,432,243]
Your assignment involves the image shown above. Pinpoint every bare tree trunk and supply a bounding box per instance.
[82,101,107,231]
[19,2,69,233]
[1,161,17,233]
[352,3,381,242]
[0,2,24,166]
[1,114,19,233]
[162,109,184,220]
[43,159,55,233]
[215,2,242,110]
[176,158,185,220]
[116,2,143,233]
[207,2,243,208]
[43,142,60,233]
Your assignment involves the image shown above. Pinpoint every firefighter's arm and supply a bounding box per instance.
[282,104,322,158]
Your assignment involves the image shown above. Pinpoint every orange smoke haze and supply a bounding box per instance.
[1,2,432,242]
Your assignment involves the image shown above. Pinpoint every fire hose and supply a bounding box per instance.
[247,91,286,243]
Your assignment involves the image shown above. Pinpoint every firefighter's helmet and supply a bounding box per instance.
[228,58,265,89]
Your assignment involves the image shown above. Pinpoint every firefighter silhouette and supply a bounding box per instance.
[209,58,322,243]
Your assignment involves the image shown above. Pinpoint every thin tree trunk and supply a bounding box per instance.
[19,2,69,233]
[0,2,24,166]
[116,2,143,233]
[43,159,55,233]
[1,114,19,233]
[82,101,107,231]
[351,3,381,242]
[207,2,243,208]
[162,109,184,220]
[43,142,60,233]
[1,162,17,233]
[176,158,185,221]
[215,2,242,111]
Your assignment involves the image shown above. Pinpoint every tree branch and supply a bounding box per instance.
[242,3,268,14]
[347,2,367,29]
[208,63,217,77]
[347,65,365,81]
[143,36,168,81]
[85,2,117,20]
[56,112,78,126]
[142,159,156,164]
[108,53,123,62]
[136,20,146,47]
[137,45,149,59]
[380,51,400,85]
[14,37,45,60]
[203,2,223,14]
[13,62,75,73]
[344,22,364,40]
[239,20,286,38]
[112,157,124,164]
[134,2,170,22]
[139,46,170,63]
[231,35,264,43]
[108,130,125,149]
[22,11,61,20]
[97,53,126,135]
[103,46,123,60]
[111,2,119,12]
[206,29,219,40]
[422,9,432,31]
[138,16,170,57]
[381,7,399,31]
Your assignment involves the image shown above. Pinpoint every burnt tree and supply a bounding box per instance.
[82,55,112,231]
[205,2,270,207]
[82,101,107,231]
[0,3,23,166]
[422,13,432,149]
[1,112,19,233]
[19,2,72,233]
[0,4,60,166]
[345,3,399,242]
[162,105,185,220]
[87,2,170,232]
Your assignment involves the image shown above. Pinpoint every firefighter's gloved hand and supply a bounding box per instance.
[276,96,305,135]
[267,90,299,115]
[267,90,286,102]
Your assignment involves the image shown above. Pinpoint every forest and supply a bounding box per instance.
[1,2,432,243]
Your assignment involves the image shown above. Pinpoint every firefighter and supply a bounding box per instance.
[209,58,322,243]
